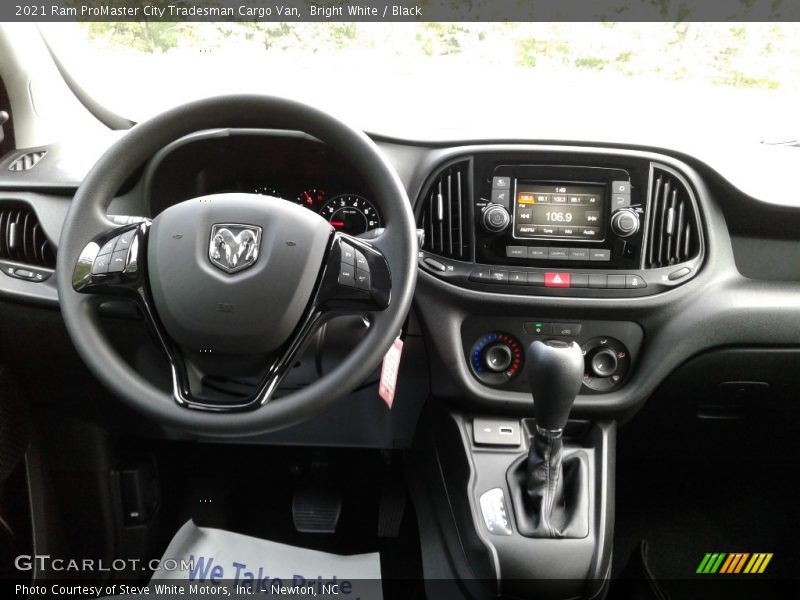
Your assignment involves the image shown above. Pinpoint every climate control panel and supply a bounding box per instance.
[462,317,643,394]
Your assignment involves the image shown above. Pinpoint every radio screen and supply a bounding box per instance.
[513,182,605,240]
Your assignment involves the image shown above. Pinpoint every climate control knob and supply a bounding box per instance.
[481,204,511,234]
[610,209,640,238]
[482,342,513,373]
[469,332,523,385]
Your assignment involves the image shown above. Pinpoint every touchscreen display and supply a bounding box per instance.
[513,182,605,240]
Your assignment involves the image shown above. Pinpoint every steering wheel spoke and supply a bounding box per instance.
[72,221,150,300]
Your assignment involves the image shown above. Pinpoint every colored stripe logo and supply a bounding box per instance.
[697,553,773,574]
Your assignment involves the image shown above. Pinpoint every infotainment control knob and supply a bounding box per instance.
[610,209,640,238]
[481,204,511,234]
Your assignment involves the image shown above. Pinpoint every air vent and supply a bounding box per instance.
[644,165,702,269]
[7,150,46,172]
[0,204,55,268]
[418,161,471,260]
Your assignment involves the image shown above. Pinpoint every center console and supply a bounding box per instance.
[410,149,709,599]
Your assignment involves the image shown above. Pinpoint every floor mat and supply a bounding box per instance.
[151,520,382,599]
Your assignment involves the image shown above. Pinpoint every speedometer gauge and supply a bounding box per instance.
[320,194,381,235]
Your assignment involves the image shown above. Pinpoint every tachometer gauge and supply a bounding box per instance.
[295,188,326,210]
[320,194,381,235]
[253,186,284,198]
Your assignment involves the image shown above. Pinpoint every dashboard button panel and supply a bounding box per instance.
[420,250,701,297]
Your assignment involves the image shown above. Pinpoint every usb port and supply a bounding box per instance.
[499,427,514,435]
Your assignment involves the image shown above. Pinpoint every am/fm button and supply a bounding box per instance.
[544,272,570,288]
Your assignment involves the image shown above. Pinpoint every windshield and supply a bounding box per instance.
[41,22,800,144]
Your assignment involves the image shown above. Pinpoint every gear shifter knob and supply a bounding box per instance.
[526,340,584,431]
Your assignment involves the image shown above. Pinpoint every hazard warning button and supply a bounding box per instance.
[544,272,571,288]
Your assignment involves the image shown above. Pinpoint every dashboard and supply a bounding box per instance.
[1,126,800,444]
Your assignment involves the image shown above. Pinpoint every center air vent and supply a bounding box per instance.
[7,150,46,172]
[644,165,702,269]
[0,204,56,268]
[418,160,471,260]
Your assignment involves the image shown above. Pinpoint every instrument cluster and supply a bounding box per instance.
[250,184,382,236]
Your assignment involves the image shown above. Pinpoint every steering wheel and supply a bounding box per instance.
[55,96,417,437]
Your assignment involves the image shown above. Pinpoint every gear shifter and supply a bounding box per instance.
[528,339,584,432]
[510,339,588,538]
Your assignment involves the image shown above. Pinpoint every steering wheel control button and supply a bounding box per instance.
[91,254,111,274]
[589,274,607,288]
[114,229,136,252]
[423,257,446,272]
[355,250,369,270]
[479,488,513,536]
[509,271,527,285]
[108,250,128,273]
[98,238,118,256]
[354,268,370,290]
[338,262,355,286]
[506,245,527,258]
[552,323,581,337]
[590,249,611,261]
[469,267,491,282]
[340,242,356,265]
[544,272,570,288]
[669,266,692,280]
[590,348,619,377]
[625,274,647,288]
[473,418,521,447]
